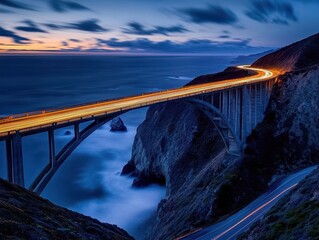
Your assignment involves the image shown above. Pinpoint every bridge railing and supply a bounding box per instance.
[0,88,173,123]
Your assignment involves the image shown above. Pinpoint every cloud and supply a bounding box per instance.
[61,41,68,47]
[123,22,189,36]
[0,7,13,13]
[245,0,297,25]
[44,19,108,33]
[219,35,230,39]
[180,4,238,25]
[0,26,30,43]
[15,20,47,33]
[48,0,90,12]
[0,0,35,11]
[95,37,269,54]
[69,38,81,43]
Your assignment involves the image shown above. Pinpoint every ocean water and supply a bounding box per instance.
[0,55,232,238]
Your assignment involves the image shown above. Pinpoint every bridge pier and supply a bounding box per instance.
[48,129,56,167]
[6,133,24,187]
[6,139,13,182]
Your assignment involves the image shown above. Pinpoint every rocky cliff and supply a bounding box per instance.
[123,32,319,239]
[122,68,255,239]
[0,179,133,240]
[239,167,319,240]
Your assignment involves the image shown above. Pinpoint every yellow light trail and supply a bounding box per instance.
[0,65,278,137]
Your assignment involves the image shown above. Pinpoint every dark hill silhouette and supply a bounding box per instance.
[252,33,319,72]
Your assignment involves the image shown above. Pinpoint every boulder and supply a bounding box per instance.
[110,117,127,132]
[64,130,72,135]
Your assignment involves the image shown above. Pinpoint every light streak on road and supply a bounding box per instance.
[0,65,277,137]
[212,184,297,240]
[179,166,317,240]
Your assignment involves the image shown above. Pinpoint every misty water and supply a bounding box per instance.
[0,55,232,238]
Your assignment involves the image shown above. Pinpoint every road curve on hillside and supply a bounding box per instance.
[0,65,276,137]
[179,165,317,240]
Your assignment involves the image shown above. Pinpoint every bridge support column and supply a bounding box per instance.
[222,91,229,120]
[235,88,241,138]
[241,85,251,142]
[6,139,13,182]
[74,123,80,140]
[256,84,262,123]
[7,133,25,187]
[48,129,56,167]
[228,90,238,153]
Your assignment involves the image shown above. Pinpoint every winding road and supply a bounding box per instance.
[179,165,317,240]
[0,65,275,137]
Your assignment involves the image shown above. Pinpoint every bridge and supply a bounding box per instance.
[0,65,277,194]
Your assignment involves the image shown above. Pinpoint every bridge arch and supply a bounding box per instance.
[27,113,123,194]
[188,98,242,155]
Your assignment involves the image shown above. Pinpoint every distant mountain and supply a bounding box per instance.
[231,50,275,65]
[253,33,319,72]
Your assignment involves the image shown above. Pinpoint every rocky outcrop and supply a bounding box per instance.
[0,179,134,240]
[64,130,72,135]
[239,167,319,240]
[125,99,242,239]
[186,66,256,86]
[122,68,254,239]
[252,33,319,72]
[110,117,127,132]
[123,33,319,239]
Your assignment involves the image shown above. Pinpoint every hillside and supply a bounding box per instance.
[240,167,319,240]
[0,179,134,240]
[252,33,319,72]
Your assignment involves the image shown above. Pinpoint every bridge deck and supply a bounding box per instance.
[0,66,276,137]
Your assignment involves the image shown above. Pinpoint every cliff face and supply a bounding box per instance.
[0,179,133,240]
[127,101,242,239]
[214,65,319,224]
[123,69,251,239]
[239,167,319,240]
[124,33,319,239]
[252,33,319,72]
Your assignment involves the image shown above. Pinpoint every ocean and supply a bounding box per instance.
[0,55,233,238]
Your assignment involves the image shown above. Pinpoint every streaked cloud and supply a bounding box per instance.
[0,0,35,11]
[48,0,90,13]
[0,26,30,43]
[15,20,47,33]
[44,19,108,33]
[245,0,297,25]
[180,4,238,25]
[96,37,268,54]
[123,22,189,36]
[69,38,81,43]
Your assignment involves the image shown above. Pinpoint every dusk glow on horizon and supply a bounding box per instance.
[0,0,318,54]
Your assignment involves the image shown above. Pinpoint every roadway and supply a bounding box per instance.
[0,65,275,137]
[179,165,317,240]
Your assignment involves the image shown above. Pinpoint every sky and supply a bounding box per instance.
[0,0,318,55]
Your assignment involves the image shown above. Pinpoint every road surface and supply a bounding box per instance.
[179,165,317,240]
[0,65,275,137]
